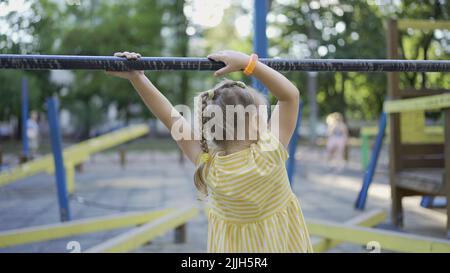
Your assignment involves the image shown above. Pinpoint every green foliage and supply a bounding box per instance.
[0,0,449,135]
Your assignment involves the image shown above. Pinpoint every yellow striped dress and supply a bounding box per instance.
[197,131,313,253]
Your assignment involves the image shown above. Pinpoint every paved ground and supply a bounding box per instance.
[0,145,447,253]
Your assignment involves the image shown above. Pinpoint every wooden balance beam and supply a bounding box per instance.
[0,208,174,248]
[384,93,450,113]
[0,124,149,192]
[85,206,199,253]
[312,209,387,252]
[308,219,450,253]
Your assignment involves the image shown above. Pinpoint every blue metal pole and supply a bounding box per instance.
[252,0,268,96]
[355,112,387,210]
[421,196,447,208]
[47,97,71,221]
[287,101,303,185]
[420,196,433,208]
[21,78,29,159]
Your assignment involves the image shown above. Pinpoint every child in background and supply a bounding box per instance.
[326,112,348,171]
[27,111,40,158]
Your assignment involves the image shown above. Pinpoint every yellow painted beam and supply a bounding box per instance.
[360,126,380,136]
[65,162,75,193]
[313,209,387,253]
[307,219,450,253]
[62,150,89,167]
[0,208,173,248]
[0,155,53,187]
[0,124,149,188]
[398,19,450,31]
[85,207,199,253]
[384,93,450,113]
[67,124,149,156]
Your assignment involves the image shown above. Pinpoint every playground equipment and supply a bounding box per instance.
[355,113,387,210]
[0,55,449,72]
[312,209,387,252]
[308,214,450,253]
[385,19,449,238]
[0,207,199,252]
[0,123,149,191]
[85,207,198,253]
[20,78,30,162]
[359,125,443,170]
[360,126,379,170]
[0,113,149,221]
[385,93,450,237]
[1,205,450,252]
[355,19,449,215]
[1,1,450,253]
[0,96,199,252]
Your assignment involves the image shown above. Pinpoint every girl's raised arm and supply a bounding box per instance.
[208,50,300,147]
[106,52,202,163]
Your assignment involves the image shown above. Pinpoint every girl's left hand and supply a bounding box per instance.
[207,50,250,77]
[106,52,144,80]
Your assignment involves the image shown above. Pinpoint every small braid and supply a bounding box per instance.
[193,90,214,198]
[200,92,210,154]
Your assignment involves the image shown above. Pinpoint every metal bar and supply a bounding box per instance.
[420,196,434,208]
[1,54,449,72]
[287,100,303,184]
[252,0,268,94]
[47,97,71,222]
[21,78,29,159]
[355,112,387,210]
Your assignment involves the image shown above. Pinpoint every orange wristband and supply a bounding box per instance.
[243,53,258,76]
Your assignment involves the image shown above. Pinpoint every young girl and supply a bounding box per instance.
[107,50,313,253]
[326,112,349,171]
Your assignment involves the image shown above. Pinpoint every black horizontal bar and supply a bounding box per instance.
[0,54,449,72]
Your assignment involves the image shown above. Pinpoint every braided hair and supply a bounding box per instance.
[193,79,266,197]
[193,91,212,196]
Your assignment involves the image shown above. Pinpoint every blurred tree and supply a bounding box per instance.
[57,0,166,138]
[0,0,61,138]
[1,0,449,135]
[271,0,386,120]
[1,0,168,138]
[270,0,449,120]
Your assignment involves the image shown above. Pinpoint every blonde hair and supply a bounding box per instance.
[326,112,344,126]
[193,79,266,197]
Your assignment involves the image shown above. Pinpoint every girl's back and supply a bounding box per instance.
[200,131,313,252]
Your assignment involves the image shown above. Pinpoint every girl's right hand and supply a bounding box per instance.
[105,52,144,80]
[207,50,250,77]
